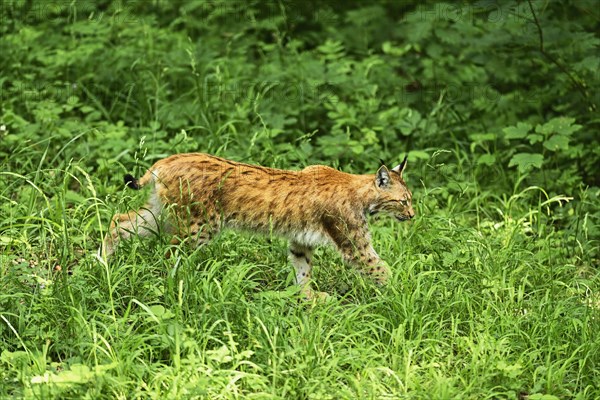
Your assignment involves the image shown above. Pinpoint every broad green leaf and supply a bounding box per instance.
[31,364,95,385]
[149,304,166,317]
[378,106,400,122]
[528,395,561,400]
[527,134,544,144]
[543,135,570,151]
[0,350,29,365]
[495,360,522,379]
[149,305,174,320]
[349,141,365,155]
[503,122,532,139]
[397,108,422,136]
[408,150,430,160]
[149,121,161,131]
[477,154,496,166]
[207,345,233,364]
[508,153,544,173]
[0,236,24,245]
[536,117,581,136]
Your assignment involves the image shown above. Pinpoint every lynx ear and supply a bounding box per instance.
[376,165,392,188]
[391,155,408,177]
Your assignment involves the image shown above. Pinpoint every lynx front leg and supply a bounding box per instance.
[356,249,391,286]
[288,242,328,301]
[338,239,391,285]
[323,216,391,286]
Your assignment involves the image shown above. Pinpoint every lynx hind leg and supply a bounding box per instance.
[179,223,216,250]
[101,193,164,258]
[171,205,220,249]
[288,242,329,301]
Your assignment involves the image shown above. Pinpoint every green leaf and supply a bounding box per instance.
[408,150,430,160]
[527,134,544,144]
[536,117,581,136]
[149,121,161,131]
[149,305,174,320]
[528,395,561,400]
[397,108,422,136]
[469,133,497,143]
[574,55,600,73]
[359,128,379,145]
[477,154,496,166]
[0,350,29,366]
[382,42,411,56]
[65,190,87,205]
[0,236,24,245]
[503,122,532,139]
[496,360,523,379]
[31,364,95,385]
[508,153,544,173]
[349,140,365,155]
[317,39,345,60]
[543,135,570,151]
[206,345,233,364]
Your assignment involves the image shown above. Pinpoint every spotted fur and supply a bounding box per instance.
[101,153,414,299]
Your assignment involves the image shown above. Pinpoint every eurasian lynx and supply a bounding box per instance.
[102,153,414,299]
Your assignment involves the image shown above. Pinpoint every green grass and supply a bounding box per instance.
[1,158,598,399]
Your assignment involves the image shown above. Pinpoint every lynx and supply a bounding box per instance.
[101,153,414,299]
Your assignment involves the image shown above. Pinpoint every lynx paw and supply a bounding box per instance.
[301,287,331,302]
[367,262,392,286]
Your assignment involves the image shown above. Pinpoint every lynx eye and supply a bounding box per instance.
[399,199,408,206]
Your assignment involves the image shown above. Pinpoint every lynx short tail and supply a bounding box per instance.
[124,174,141,190]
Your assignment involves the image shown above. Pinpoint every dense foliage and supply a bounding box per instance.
[1,1,598,398]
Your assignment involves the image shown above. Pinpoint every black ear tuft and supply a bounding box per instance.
[399,154,408,171]
[379,158,386,166]
[124,174,140,190]
[392,155,409,175]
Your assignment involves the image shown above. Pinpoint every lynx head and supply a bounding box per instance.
[370,156,415,221]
